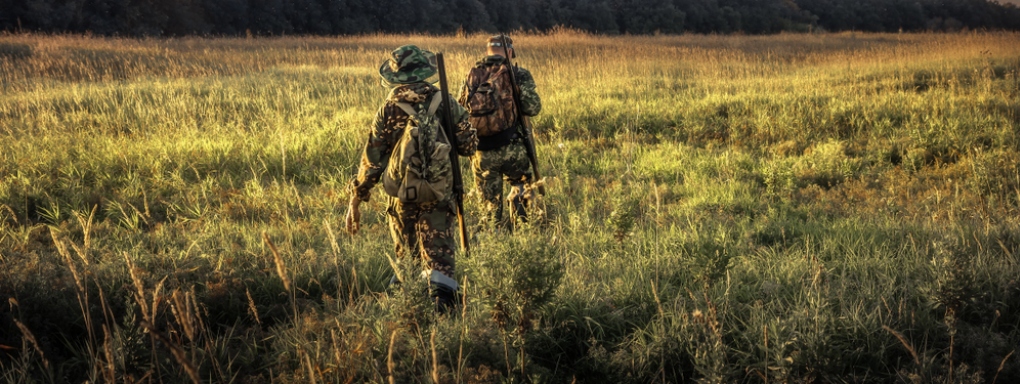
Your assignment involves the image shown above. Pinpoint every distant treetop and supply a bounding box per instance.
[2,0,1018,36]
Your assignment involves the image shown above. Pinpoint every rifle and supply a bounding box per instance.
[499,34,545,196]
[435,52,470,256]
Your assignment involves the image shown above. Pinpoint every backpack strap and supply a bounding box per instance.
[394,93,443,117]
[426,92,443,115]
[394,102,417,117]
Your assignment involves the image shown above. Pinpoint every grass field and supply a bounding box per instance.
[1,31,1019,383]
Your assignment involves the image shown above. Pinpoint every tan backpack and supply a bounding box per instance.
[381,93,453,203]
[464,63,517,137]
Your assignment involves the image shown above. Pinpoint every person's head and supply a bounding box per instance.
[378,44,438,86]
[486,35,515,58]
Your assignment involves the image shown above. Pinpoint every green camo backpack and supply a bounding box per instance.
[382,93,453,203]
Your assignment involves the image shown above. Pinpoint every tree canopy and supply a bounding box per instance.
[2,0,1019,36]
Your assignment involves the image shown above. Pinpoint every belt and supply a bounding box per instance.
[476,125,520,151]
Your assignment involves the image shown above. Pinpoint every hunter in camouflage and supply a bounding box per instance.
[458,35,542,230]
[346,44,478,311]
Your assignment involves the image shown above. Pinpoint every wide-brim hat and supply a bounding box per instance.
[379,44,438,85]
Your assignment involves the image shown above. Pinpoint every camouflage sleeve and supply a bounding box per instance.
[457,82,469,107]
[446,91,478,157]
[351,103,405,202]
[514,66,541,116]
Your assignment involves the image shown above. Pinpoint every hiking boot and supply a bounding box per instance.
[430,284,459,314]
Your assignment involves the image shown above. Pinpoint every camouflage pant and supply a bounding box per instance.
[386,199,458,288]
[471,140,533,228]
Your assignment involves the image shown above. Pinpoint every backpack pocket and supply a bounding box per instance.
[468,83,500,116]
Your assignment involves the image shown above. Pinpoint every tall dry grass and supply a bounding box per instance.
[1,30,1019,382]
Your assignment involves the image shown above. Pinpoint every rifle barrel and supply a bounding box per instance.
[436,53,470,256]
[499,34,545,196]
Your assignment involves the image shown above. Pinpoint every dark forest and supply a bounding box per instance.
[2,0,1019,36]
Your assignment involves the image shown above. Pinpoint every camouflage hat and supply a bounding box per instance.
[379,45,438,85]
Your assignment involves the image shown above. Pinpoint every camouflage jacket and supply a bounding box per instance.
[458,55,542,118]
[351,82,478,202]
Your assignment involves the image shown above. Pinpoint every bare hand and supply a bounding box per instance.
[345,197,362,235]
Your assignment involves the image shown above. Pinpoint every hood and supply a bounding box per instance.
[387,82,437,104]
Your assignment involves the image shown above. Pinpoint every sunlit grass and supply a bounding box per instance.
[1,31,1019,382]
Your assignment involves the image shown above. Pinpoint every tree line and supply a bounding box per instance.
[2,0,1019,36]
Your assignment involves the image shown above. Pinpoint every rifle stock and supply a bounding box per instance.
[499,34,546,196]
[436,53,470,256]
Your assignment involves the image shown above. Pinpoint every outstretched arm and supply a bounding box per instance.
[346,104,404,234]
[350,104,405,202]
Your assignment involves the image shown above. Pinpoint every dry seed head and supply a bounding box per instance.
[152,277,166,325]
[331,329,343,366]
[70,242,88,265]
[384,252,404,284]
[71,205,97,264]
[994,350,1014,384]
[263,232,291,291]
[49,227,70,260]
[13,318,49,370]
[0,204,18,225]
[124,252,151,322]
[246,288,261,327]
[651,280,665,318]
[882,325,919,366]
[51,229,84,291]
[324,219,341,256]
[171,290,196,342]
[141,321,201,384]
[188,288,208,333]
[102,325,116,382]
